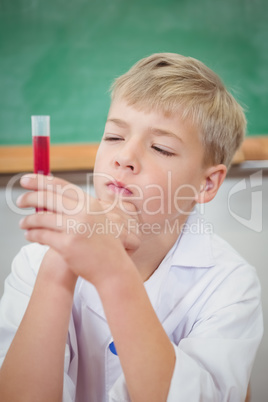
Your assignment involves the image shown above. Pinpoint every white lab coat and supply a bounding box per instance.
[0,213,263,402]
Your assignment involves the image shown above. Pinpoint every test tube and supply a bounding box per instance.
[31,115,50,175]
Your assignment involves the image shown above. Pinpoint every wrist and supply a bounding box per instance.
[40,248,77,293]
[96,249,141,303]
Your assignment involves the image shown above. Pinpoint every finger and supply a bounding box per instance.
[24,228,67,251]
[20,213,66,233]
[122,231,141,252]
[17,189,85,214]
[115,199,140,216]
[120,201,139,215]
[20,174,86,203]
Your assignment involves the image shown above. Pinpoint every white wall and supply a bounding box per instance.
[0,164,267,401]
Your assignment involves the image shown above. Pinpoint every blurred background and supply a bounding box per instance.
[0,0,267,145]
[0,1,267,401]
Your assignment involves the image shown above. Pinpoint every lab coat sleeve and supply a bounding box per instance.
[166,265,263,402]
[108,264,263,402]
[0,244,77,402]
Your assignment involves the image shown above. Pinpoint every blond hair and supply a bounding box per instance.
[110,53,246,169]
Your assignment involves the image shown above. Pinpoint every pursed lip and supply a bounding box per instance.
[106,180,133,196]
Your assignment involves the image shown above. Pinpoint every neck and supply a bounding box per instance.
[130,219,182,282]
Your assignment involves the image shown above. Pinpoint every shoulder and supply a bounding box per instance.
[0,244,50,340]
[210,232,248,265]
[172,212,257,273]
[159,221,263,341]
[166,214,261,304]
[209,233,260,294]
[12,242,49,273]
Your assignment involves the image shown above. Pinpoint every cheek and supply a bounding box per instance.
[93,145,105,174]
[93,167,108,200]
[137,174,171,219]
[171,183,198,214]
[93,176,101,199]
[139,173,199,221]
[93,147,113,198]
[171,170,201,210]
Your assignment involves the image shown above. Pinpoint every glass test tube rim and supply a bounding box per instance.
[31,115,50,137]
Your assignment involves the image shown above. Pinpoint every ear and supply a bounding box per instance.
[196,164,227,204]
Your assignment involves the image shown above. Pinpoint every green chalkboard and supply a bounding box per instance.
[0,0,267,145]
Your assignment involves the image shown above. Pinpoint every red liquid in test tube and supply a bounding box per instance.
[31,116,50,211]
[31,116,50,175]
[33,136,50,175]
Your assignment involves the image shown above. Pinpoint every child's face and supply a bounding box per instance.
[94,98,207,228]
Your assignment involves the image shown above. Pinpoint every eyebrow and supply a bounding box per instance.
[106,118,129,128]
[106,118,183,143]
[149,127,183,143]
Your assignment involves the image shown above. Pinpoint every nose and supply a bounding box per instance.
[114,140,141,173]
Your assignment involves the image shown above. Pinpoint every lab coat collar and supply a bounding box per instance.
[169,211,215,269]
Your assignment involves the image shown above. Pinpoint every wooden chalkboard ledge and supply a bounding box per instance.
[0,137,268,173]
[232,136,268,164]
[0,143,99,173]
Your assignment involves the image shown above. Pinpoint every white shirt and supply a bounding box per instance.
[0,213,263,402]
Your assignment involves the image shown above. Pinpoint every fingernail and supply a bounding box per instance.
[24,230,30,239]
[20,174,36,184]
[16,194,23,206]
[19,217,25,227]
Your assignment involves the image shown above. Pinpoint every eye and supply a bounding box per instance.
[103,134,124,142]
[152,145,175,157]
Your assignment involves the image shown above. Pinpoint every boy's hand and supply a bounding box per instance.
[17,174,140,285]
[99,199,141,254]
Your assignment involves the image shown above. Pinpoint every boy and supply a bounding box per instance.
[0,53,263,401]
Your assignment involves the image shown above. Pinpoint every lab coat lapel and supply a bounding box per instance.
[149,213,216,337]
[77,278,107,320]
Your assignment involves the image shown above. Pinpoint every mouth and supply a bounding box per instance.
[106,180,133,197]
